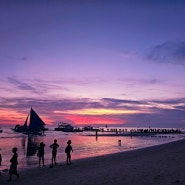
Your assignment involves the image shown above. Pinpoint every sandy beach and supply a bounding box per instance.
[1,138,185,185]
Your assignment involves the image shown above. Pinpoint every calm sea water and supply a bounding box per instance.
[0,127,184,171]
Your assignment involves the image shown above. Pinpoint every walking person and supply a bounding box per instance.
[65,140,73,165]
[38,142,45,167]
[50,139,59,167]
[8,147,19,181]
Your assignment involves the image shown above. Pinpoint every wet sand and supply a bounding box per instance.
[1,138,185,185]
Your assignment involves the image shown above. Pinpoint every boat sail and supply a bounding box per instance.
[13,107,47,134]
[23,114,29,130]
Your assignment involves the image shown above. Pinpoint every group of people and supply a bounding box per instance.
[37,139,73,167]
[0,139,73,181]
[37,139,73,168]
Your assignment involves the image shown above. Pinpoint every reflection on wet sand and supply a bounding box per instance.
[21,136,41,157]
[27,136,41,157]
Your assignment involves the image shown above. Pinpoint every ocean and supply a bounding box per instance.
[0,126,184,171]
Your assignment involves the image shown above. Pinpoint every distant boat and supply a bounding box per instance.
[13,107,48,135]
[54,122,83,132]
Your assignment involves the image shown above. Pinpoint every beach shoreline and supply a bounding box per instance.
[1,138,185,185]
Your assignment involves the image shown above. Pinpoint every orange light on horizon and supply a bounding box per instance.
[64,114,125,125]
[0,109,26,125]
[54,108,141,115]
[0,108,52,126]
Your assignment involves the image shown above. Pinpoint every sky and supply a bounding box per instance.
[0,0,185,128]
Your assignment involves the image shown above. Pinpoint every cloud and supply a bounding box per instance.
[2,88,184,113]
[120,51,134,59]
[101,98,144,108]
[147,41,185,65]
[7,77,37,92]
[0,52,28,63]
[17,56,28,62]
[1,95,185,127]
[117,77,163,87]
[4,76,111,98]
[150,98,185,105]
[1,76,185,127]
[6,77,71,95]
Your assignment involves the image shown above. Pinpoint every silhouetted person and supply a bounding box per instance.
[38,142,45,167]
[65,140,73,165]
[96,129,98,138]
[0,151,2,176]
[0,152,2,166]
[118,139,121,146]
[8,147,19,181]
[50,139,59,166]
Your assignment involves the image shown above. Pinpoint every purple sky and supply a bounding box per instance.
[1,0,185,128]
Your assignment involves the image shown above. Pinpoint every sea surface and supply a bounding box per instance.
[0,127,184,171]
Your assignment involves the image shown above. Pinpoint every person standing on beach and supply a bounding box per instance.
[38,142,45,167]
[8,147,19,181]
[65,140,73,165]
[0,150,2,176]
[50,139,59,166]
[0,151,2,166]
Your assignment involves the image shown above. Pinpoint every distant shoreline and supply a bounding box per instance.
[85,132,183,137]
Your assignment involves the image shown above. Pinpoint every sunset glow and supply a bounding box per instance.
[63,109,142,115]
[64,114,125,125]
[1,1,185,128]
[0,109,25,124]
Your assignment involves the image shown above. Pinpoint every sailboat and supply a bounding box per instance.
[13,107,48,135]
